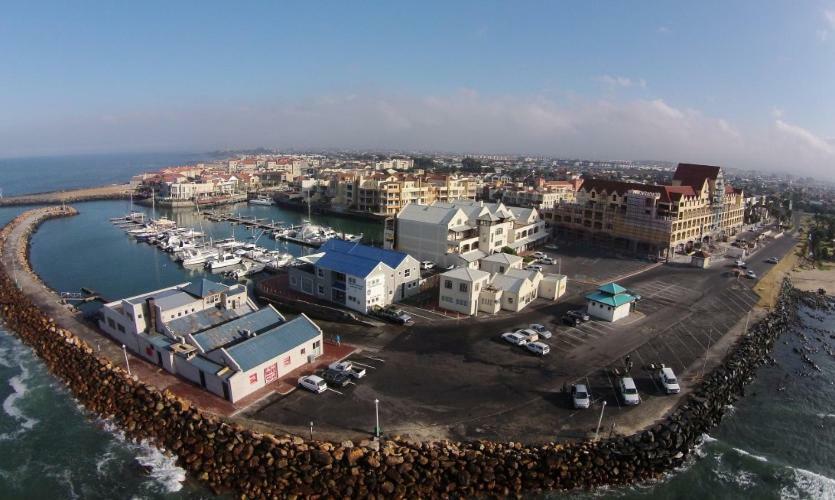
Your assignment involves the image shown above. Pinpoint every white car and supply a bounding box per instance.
[501,331,529,346]
[746,270,757,279]
[655,366,680,394]
[421,261,435,270]
[571,384,591,409]
[528,323,552,339]
[618,377,641,405]
[766,257,779,264]
[515,328,539,343]
[298,375,327,394]
[525,264,544,272]
[526,341,550,356]
[540,257,555,265]
[533,251,546,259]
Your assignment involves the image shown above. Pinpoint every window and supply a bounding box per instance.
[508,297,514,304]
[444,280,453,289]
[317,268,324,278]
[313,340,321,349]
[459,283,468,293]
[300,348,306,355]
[117,324,125,333]
[107,317,115,328]
[136,313,142,319]
[404,268,411,278]
[318,285,325,295]
[499,266,505,273]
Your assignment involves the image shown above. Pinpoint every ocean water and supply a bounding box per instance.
[0,156,833,498]
[0,152,214,197]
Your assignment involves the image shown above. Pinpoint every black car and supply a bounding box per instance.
[320,369,350,388]
[371,306,414,325]
[566,309,590,322]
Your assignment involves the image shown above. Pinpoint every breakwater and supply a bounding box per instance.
[0,206,824,498]
[0,184,133,207]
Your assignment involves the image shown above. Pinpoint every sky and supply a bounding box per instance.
[1,1,834,180]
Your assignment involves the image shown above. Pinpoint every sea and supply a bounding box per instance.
[0,153,833,499]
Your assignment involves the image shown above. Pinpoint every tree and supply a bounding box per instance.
[501,246,517,255]
[461,157,483,172]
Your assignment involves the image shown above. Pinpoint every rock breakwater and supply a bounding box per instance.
[0,207,821,498]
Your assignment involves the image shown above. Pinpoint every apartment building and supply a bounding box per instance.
[288,239,420,314]
[328,172,478,216]
[544,163,745,258]
[388,199,547,267]
[496,180,581,209]
[438,267,567,316]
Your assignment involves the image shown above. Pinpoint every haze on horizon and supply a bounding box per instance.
[1,1,834,181]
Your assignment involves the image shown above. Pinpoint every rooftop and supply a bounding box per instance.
[481,252,523,265]
[226,314,322,372]
[190,306,285,352]
[319,239,412,270]
[441,267,491,282]
[167,307,243,338]
[316,250,389,279]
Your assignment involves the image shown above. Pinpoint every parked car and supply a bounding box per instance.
[533,251,546,259]
[320,368,351,388]
[328,361,366,379]
[501,331,529,346]
[746,270,757,279]
[540,257,555,265]
[525,264,544,272]
[528,323,552,339]
[766,256,779,264]
[571,384,591,409]
[562,310,593,325]
[526,341,550,356]
[372,305,413,325]
[298,375,327,394]
[626,290,642,301]
[618,377,641,405]
[654,366,680,394]
[735,259,747,268]
[515,328,539,343]
[420,261,435,270]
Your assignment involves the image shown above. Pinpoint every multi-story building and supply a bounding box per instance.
[496,180,581,209]
[288,239,421,314]
[387,199,547,267]
[98,279,323,403]
[544,163,745,258]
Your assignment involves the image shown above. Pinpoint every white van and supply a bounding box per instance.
[526,341,550,356]
[298,375,327,394]
[655,366,680,394]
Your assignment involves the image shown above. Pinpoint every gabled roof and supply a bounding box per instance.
[597,282,628,295]
[490,273,529,294]
[482,252,523,265]
[190,306,285,352]
[315,251,390,278]
[672,163,721,190]
[182,279,230,299]
[580,178,671,202]
[226,314,322,371]
[320,239,412,269]
[398,204,462,225]
[441,267,491,282]
[456,249,487,263]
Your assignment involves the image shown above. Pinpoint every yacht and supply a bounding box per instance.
[181,247,218,266]
[205,253,241,271]
[248,196,275,206]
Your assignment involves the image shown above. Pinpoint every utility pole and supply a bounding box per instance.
[309,421,314,441]
[595,401,607,441]
[122,344,131,376]
[374,398,380,438]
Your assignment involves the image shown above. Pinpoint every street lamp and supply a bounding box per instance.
[594,401,607,441]
[374,398,380,438]
[122,344,131,376]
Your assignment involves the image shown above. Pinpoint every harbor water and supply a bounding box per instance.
[0,155,833,498]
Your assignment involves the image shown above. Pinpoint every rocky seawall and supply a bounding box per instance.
[0,184,133,206]
[0,207,826,498]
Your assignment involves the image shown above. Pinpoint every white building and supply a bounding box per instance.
[98,279,323,403]
[438,267,491,316]
[288,239,421,314]
[479,252,524,275]
[390,200,547,267]
[585,282,637,322]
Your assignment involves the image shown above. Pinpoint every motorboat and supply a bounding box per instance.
[248,196,274,206]
[181,247,218,266]
[206,253,241,271]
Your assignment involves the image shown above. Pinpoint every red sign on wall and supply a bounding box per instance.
[249,372,258,384]
[282,355,291,366]
[264,363,278,384]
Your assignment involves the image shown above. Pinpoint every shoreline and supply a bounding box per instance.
[0,206,823,497]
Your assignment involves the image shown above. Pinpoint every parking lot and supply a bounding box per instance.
[249,232,797,444]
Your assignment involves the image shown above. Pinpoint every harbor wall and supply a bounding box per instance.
[0,206,825,498]
[0,184,134,206]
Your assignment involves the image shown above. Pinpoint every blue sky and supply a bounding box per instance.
[1,1,834,178]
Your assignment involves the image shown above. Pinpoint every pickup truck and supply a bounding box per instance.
[328,361,366,379]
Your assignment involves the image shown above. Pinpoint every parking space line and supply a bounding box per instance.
[580,323,612,336]
[363,355,385,363]
[350,361,376,369]
[656,336,689,373]
[327,388,344,395]
[552,335,579,348]
[678,323,706,351]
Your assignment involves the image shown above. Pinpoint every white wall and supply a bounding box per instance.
[586,301,631,322]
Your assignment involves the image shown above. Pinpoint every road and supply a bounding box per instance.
[249,228,799,443]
